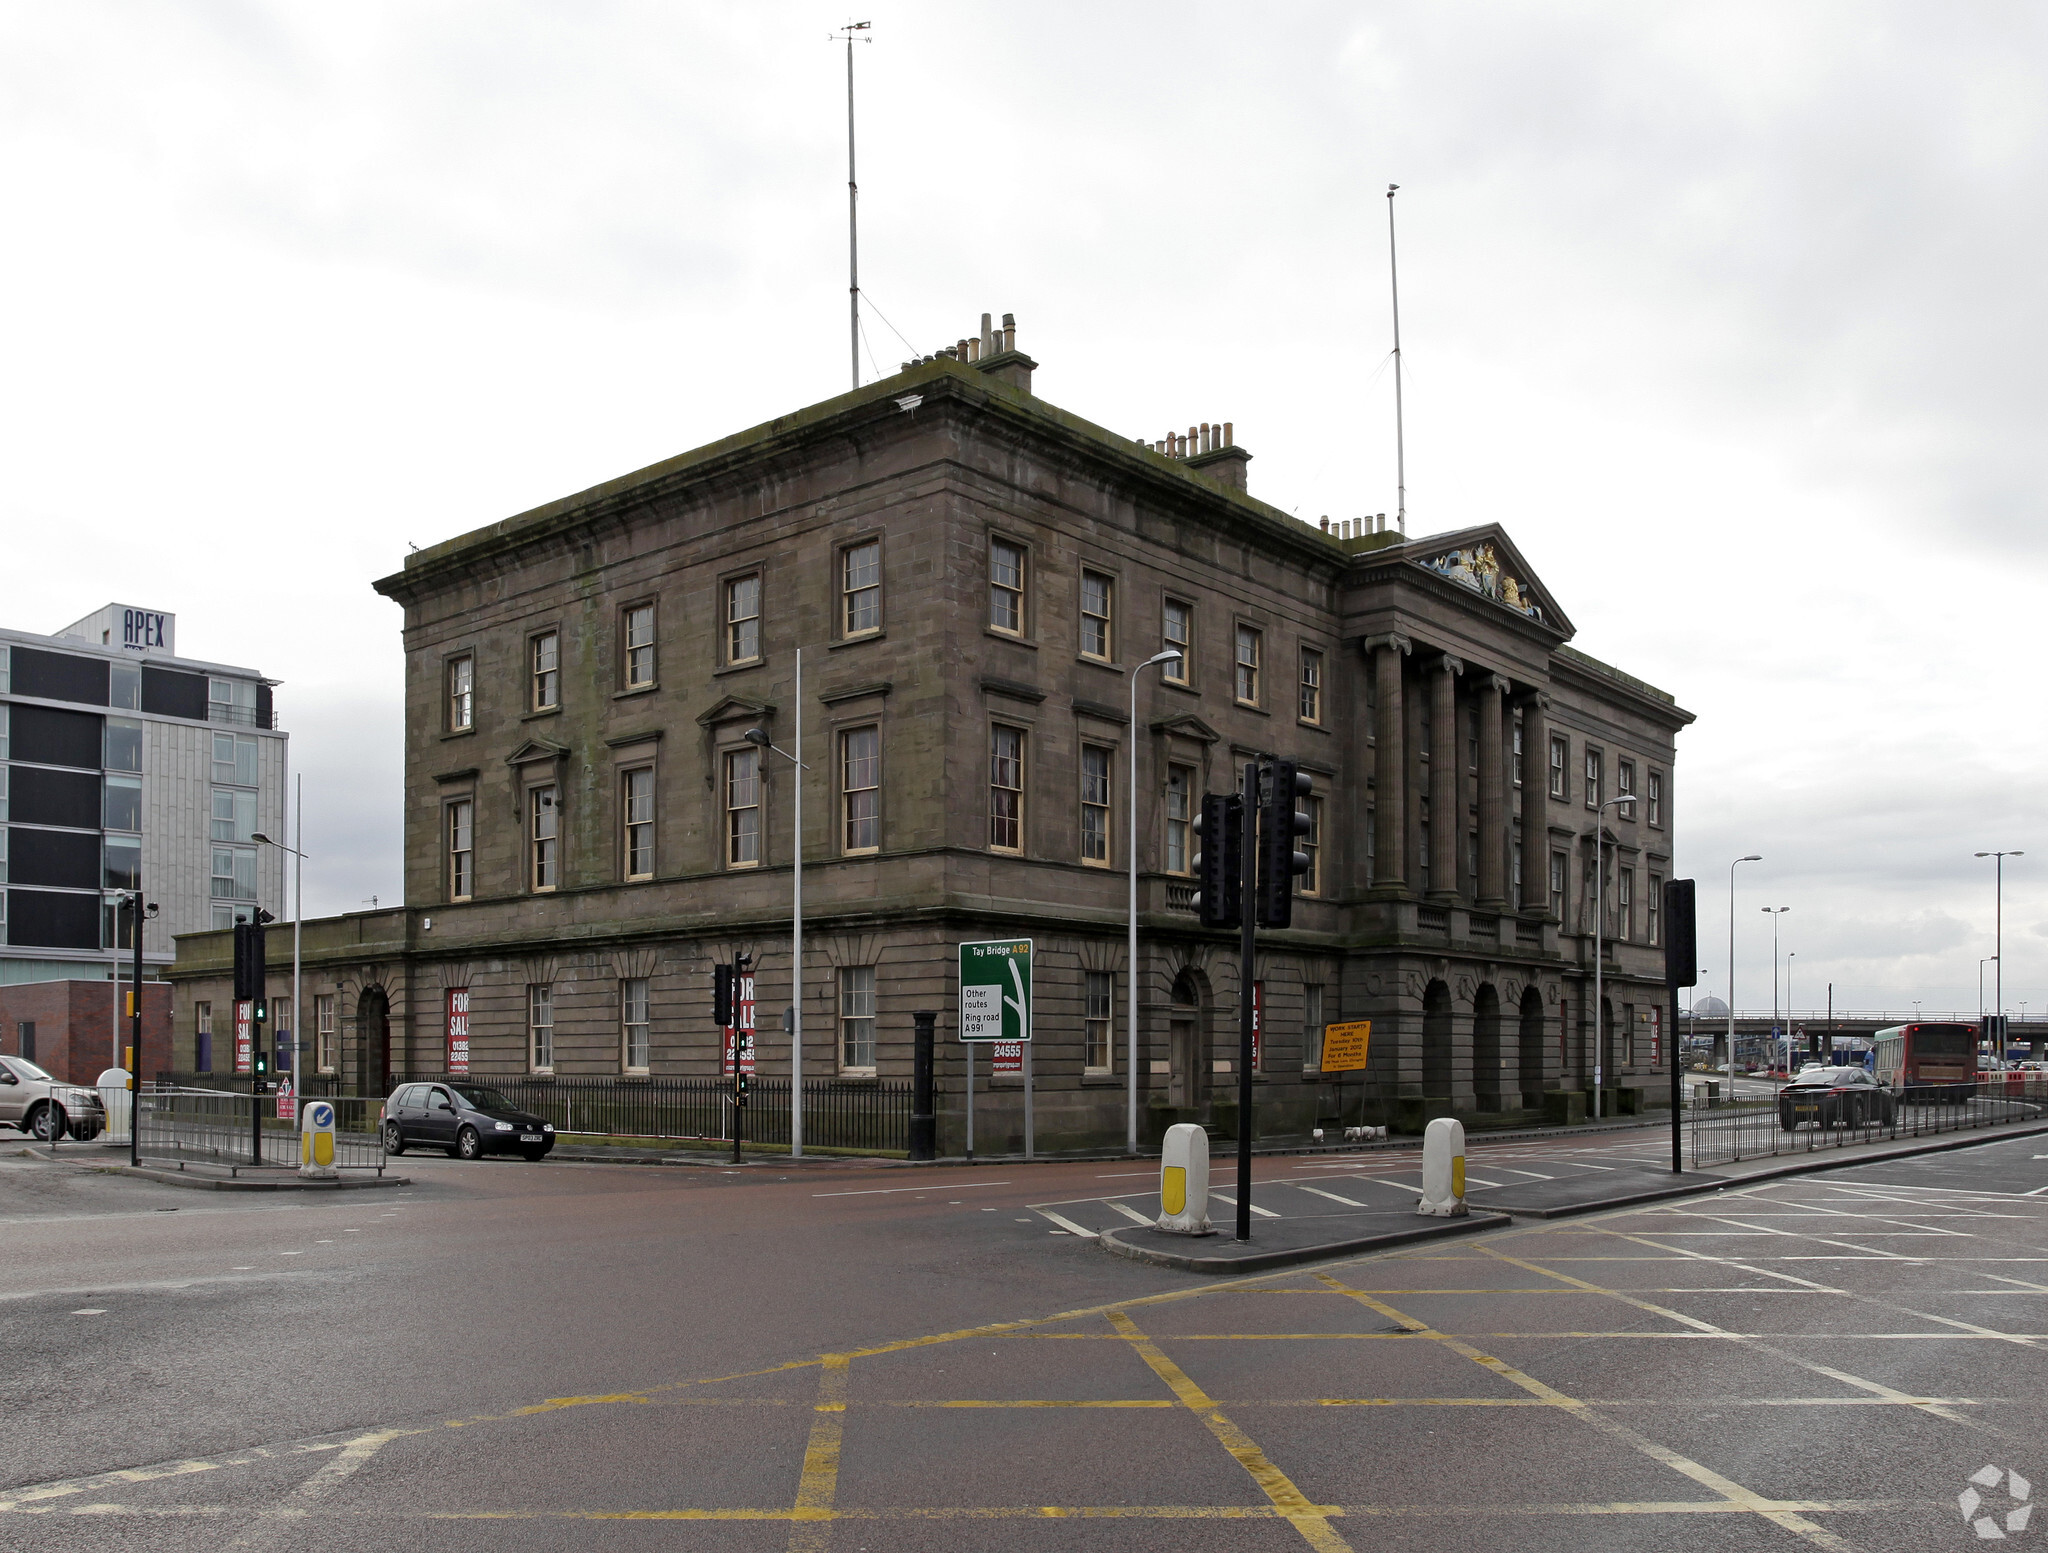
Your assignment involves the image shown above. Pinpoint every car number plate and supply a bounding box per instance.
[521,1133,542,1143]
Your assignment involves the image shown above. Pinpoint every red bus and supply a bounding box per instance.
[1872,1022,1976,1102]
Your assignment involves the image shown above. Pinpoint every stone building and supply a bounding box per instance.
[167,317,1692,1148]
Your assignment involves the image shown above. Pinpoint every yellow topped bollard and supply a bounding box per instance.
[299,1098,338,1181]
[1154,1122,1214,1236]
[1416,1116,1467,1217]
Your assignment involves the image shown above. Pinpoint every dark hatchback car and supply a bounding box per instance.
[1779,1065,1897,1131]
[381,1082,556,1161]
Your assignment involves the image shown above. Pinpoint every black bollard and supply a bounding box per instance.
[909,1010,936,1161]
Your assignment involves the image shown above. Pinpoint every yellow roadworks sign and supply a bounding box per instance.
[1321,1021,1371,1073]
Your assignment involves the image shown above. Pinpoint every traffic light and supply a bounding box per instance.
[1190,793,1243,930]
[253,1050,269,1076]
[1662,878,1698,989]
[713,963,736,1028]
[1256,760,1314,929]
[253,999,268,1024]
[232,921,267,1001]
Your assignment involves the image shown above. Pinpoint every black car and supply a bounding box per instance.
[1779,1065,1896,1131]
[382,1082,556,1161]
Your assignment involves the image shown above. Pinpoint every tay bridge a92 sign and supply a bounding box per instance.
[959,939,1032,1043]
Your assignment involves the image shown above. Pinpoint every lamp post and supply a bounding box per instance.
[1975,851,2024,1066]
[747,651,810,1156]
[1591,793,1638,1116]
[1785,950,1796,1071]
[1125,649,1183,1153]
[1761,908,1789,1077]
[1980,957,1996,1031]
[1728,855,1762,1089]
[254,795,306,1098]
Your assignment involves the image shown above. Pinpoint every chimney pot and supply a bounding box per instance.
[1319,516,1330,533]
[1222,421,1234,447]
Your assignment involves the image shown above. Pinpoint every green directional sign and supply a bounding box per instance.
[959,938,1032,1042]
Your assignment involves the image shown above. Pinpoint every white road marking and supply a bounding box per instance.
[1211,1194,1281,1218]
[1105,1199,1156,1226]
[1035,1209,1099,1237]
[70,1308,106,1316]
[1293,1185,1366,1208]
[1500,1168,1556,1180]
[1368,1178,1426,1195]
[815,1181,1011,1197]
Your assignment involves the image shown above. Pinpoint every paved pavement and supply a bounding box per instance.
[6,1128,2048,1551]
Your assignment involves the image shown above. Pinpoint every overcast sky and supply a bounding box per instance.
[4,3,2042,1022]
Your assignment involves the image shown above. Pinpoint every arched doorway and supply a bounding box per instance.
[1519,988,1547,1109]
[1472,985,1503,1111]
[1168,971,1209,1110]
[1421,979,1453,1099]
[354,986,391,1097]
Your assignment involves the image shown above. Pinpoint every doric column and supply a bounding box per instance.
[1363,634,1410,892]
[1428,653,1462,902]
[1476,674,1509,909]
[1516,691,1550,916]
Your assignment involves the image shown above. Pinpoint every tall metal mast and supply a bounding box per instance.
[1387,183,1406,535]
[838,22,871,391]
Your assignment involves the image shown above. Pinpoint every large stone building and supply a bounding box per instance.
[167,319,1691,1148]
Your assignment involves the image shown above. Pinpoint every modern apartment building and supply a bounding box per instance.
[166,319,1691,1147]
[0,605,287,990]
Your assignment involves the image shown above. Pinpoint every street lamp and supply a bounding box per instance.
[254,783,307,1095]
[747,662,811,1157]
[1979,957,1997,1030]
[1728,855,1762,1089]
[1591,793,1638,1116]
[1127,648,1183,1153]
[1761,908,1789,1077]
[1785,950,1796,1070]
[1975,851,2024,1065]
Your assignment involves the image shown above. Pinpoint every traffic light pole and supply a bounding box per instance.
[129,890,144,1170]
[1235,760,1258,1243]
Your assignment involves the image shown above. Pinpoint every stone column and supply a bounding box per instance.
[1428,653,1462,902]
[1476,674,1509,910]
[1517,692,1550,916]
[1364,634,1410,892]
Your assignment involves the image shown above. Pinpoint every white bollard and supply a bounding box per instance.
[1154,1122,1214,1235]
[1416,1116,1468,1217]
[299,1098,338,1181]
[96,1067,133,1145]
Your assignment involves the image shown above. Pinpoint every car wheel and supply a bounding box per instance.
[383,1121,406,1157]
[456,1125,483,1161]
[1778,1106,1797,1132]
[29,1103,67,1143]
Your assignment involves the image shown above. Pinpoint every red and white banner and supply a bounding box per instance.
[234,1001,253,1075]
[722,972,757,1076]
[275,1077,296,1121]
[991,1040,1023,1076]
[446,988,471,1074]
[1647,1005,1663,1067]
[1251,981,1264,1072]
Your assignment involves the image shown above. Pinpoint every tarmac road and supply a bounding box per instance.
[5,1129,2048,1552]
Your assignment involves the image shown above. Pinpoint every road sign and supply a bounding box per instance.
[991,1041,1023,1075]
[1321,1020,1372,1073]
[959,939,1032,1042]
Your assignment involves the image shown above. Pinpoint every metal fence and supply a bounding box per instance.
[385,1074,912,1154]
[137,1087,387,1175]
[1687,1077,2048,1169]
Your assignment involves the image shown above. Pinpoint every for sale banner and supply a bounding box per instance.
[446,988,471,1074]
[234,1000,253,1075]
[722,972,757,1076]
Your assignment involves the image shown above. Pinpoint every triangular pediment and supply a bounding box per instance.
[1407,525,1573,637]
[504,738,570,767]
[1148,712,1222,744]
[695,694,777,728]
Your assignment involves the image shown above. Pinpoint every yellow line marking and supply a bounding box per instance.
[785,1354,849,1552]
[1312,1272,1859,1552]
[893,1399,1175,1408]
[1107,1309,1354,1553]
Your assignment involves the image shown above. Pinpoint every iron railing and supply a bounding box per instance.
[1687,1077,2048,1169]
[137,1086,386,1174]
[382,1074,912,1154]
